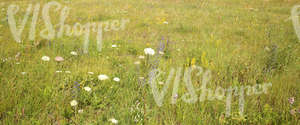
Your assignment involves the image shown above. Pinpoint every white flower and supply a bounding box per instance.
[265,47,270,52]
[144,48,155,55]
[163,21,168,24]
[41,56,50,61]
[158,51,164,55]
[16,62,20,65]
[84,87,91,92]
[113,77,120,82]
[112,44,117,48]
[88,72,94,75]
[65,71,71,74]
[78,109,83,113]
[134,61,140,65]
[56,70,62,73]
[109,118,118,124]
[21,72,26,75]
[2,58,7,62]
[70,100,78,106]
[138,55,145,59]
[159,81,164,85]
[98,74,109,81]
[70,51,78,56]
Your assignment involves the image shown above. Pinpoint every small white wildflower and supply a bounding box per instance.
[158,51,164,55]
[138,56,145,59]
[88,72,94,75]
[112,44,117,48]
[56,71,62,73]
[265,47,270,52]
[158,81,164,85]
[163,21,168,24]
[134,61,140,65]
[70,51,78,56]
[16,62,20,65]
[84,87,91,92]
[144,48,155,55]
[109,118,118,124]
[70,100,78,106]
[65,71,71,74]
[21,72,26,75]
[98,74,109,81]
[41,56,50,61]
[78,109,83,113]
[2,58,7,62]
[113,77,120,82]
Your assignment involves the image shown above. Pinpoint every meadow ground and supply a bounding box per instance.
[0,0,300,124]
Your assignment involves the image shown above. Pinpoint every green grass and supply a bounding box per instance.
[0,0,300,124]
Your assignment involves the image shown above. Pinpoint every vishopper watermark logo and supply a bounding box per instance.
[148,65,272,117]
[289,5,300,42]
[6,1,129,53]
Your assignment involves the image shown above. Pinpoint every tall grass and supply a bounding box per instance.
[0,0,299,124]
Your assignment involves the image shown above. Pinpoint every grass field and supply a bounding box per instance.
[0,0,300,124]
